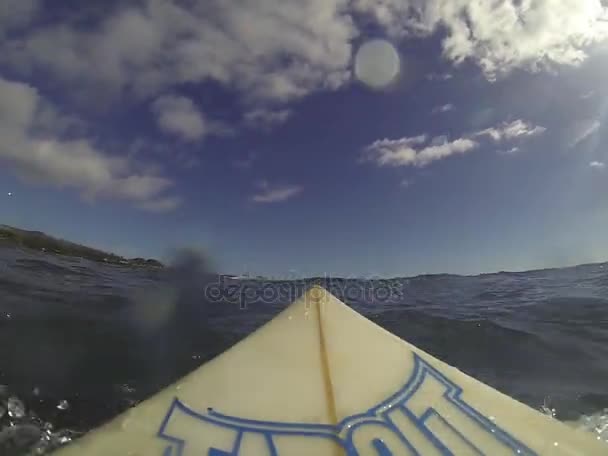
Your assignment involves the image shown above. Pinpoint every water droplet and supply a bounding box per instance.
[554,442,559,447]
[53,430,73,445]
[33,387,40,396]
[57,399,69,410]
[288,315,293,320]
[7,396,25,418]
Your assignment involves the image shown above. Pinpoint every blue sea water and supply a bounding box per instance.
[1,245,608,454]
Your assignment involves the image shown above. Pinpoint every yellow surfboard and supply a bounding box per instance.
[53,286,606,455]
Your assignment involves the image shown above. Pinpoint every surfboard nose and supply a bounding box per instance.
[304,285,329,303]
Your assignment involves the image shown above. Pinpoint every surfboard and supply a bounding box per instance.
[53,286,606,455]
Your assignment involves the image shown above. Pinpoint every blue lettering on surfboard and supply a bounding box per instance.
[157,353,537,456]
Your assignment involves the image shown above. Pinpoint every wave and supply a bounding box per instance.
[2,249,608,453]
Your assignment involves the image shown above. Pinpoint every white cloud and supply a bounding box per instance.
[0,77,178,211]
[431,103,454,114]
[581,90,595,100]
[590,161,605,169]
[152,95,208,142]
[252,181,303,203]
[426,73,453,81]
[569,119,601,148]
[244,109,292,129]
[365,135,478,168]
[2,0,606,137]
[364,118,546,168]
[499,146,521,155]
[1,0,356,104]
[354,0,608,80]
[475,120,546,142]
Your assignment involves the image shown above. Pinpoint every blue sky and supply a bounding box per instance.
[1,0,608,277]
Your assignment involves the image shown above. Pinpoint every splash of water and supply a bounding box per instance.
[0,386,80,455]
[540,401,608,445]
[570,410,608,444]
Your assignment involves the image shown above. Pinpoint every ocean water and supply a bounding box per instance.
[1,245,608,454]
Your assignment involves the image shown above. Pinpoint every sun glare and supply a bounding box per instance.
[354,39,401,89]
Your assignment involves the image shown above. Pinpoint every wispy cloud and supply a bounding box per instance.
[251,181,303,203]
[474,120,546,142]
[400,179,413,188]
[499,147,521,155]
[431,104,454,115]
[590,161,606,169]
[364,119,546,168]
[364,136,478,168]
[244,109,292,130]
[426,73,453,81]
[570,119,601,148]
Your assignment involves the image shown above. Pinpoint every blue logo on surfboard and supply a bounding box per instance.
[158,353,537,455]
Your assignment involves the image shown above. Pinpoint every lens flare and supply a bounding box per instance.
[354,39,401,90]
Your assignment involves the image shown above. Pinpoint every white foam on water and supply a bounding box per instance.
[540,403,608,445]
[0,388,81,455]
[7,397,25,419]
[568,410,608,444]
